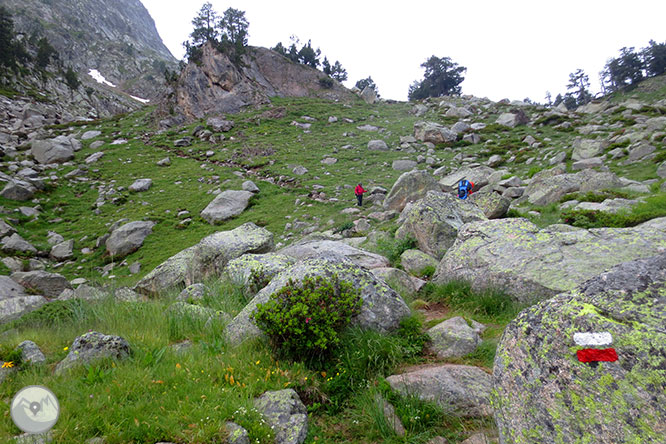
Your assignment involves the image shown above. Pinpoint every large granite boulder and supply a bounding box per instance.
[395,191,487,260]
[0,276,47,323]
[106,221,155,258]
[493,254,666,444]
[134,222,274,296]
[200,190,254,224]
[55,331,131,375]
[0,180,37,201]
[438,166,496,193]
[468,191,511,219]
[1,233,37,254]
[225,254,410,345]
[386,364,492,417]
[225,253,295,286]
[31,137,76,164]
[11,271,71,298]
[571,137,607,161]
[523,169,579,206]
[427,316,481,359]
[414,121,457,144]
[433,217,666,303]
[254,389,308,444]
[383,169,441,212]
[278,239,389,269]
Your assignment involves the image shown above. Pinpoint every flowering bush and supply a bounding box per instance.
[251,275,362,361]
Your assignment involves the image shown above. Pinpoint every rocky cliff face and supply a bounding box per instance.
[169,43,355,119]
[0,0,176,100]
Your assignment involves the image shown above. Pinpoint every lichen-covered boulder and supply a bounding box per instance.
[492,253,666,444]
[225,254,410,345]
[433,217,666,303]
[414,121,457,144]
[468,191,510,219]
[225,253,295,286]
[254,389,307,444]
[438,166,496,193]
[370,267,425,297]
[386,364,492,417]
[571,137,608,161]
[134,222,274,296]
[400,249,439,276]
[395,191,487,260]
[55,331,131,374]
[383,169,440,212]
[427,316,481,359]
[523,172,579,206]
[278,239,389,269]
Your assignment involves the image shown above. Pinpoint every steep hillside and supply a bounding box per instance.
[0,83,665,442]
[0,0,176,100]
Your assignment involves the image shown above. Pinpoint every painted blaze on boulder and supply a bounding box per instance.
[492,253,666,444]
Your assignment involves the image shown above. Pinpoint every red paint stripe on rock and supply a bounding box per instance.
[577,348,618,363]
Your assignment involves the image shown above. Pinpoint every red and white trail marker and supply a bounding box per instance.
[574,332,618,363]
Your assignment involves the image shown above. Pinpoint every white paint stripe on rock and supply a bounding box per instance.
[573,332,613,346]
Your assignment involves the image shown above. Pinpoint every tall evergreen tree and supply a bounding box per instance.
[218,8,248,48]
[643,40,666,77]
[297,40,320,68]
[189,2,219,46]
[0,6,16,68]
[408,55,466,100]
[355,77,379,96]
[566,68,592,107]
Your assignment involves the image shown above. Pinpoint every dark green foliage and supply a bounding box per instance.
[643,40,666,77]
[355,76,379,97]
[566,68,593,108]
[297,40,320,68]
[379,381,444,434]
[188,2,219,48]
[318,76,334,89]
[602,47,645,92]
[333,221,353,233]
[408,55,466,100]
[218,7,249,57]
[0,6,14,68]
[0,345,23,366]
[11,299,91,329]
[654,151,666,163]
[375,236,417,268]
[322,318,427,412]
[559,190,630,204]
[252,275,362,362]
[417,265,436,279]
[35,37,57,69]
[527,165,544,178]
[184,4,248,64]
[329,60,347,82]
[64,66,80,90]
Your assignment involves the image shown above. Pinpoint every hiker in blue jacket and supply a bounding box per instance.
[458,178,474,200]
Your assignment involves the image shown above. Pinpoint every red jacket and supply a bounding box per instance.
[355,185,367,195]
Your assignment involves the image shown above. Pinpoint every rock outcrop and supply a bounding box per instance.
[433,217,666,303]
[493,253,666,444]
[134,222,274,296]
[173,44,354,118]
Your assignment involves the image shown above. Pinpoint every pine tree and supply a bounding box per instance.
[330,61,347,82]
[566,69,592,107]
[408,56,466,100]
[0,6,15,68]
[189,2,219,47]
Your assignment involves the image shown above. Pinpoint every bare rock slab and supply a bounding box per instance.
[254,389,308,444]
[386,364,492,417]
[200,190,253,224]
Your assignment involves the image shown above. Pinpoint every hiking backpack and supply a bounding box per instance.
[458,179,470,199]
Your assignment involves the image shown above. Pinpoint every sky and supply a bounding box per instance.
[139,0,666,103]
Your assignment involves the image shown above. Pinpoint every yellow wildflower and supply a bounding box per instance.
[2,361,14,368]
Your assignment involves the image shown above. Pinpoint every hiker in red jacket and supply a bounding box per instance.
[355,183,367,206]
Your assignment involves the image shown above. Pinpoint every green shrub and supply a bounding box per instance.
[526,165,543,178]
[654,151,666,163]
[376,236,417,268]
[252,275,362,362]
[11,299,91,329]
[0,345,23,366]
[318,77,334,89]
[417,265,436,279]
[333,221,353,234]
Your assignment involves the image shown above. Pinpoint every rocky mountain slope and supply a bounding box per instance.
[0,0,176,100]
[0,72,665,442]
[160,43,355,124]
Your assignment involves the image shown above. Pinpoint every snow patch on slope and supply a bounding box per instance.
[88,69,116,87]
